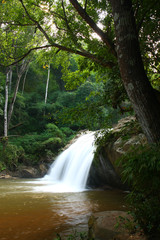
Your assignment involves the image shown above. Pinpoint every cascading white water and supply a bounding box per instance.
[39,132,96,192]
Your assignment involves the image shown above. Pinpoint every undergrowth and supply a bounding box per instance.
[118,144,160,239]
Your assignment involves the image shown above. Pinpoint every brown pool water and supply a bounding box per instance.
[0,179,127,240]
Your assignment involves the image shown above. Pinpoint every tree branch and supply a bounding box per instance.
[2,0,115,69]
[84,0,88,10]
[49,10,65,21]
[19,0,53,44]
[1,44,115,69]
[0,21,36,27]
[69,0,117,57]
[8,122,24,131]
[61,0,84,50]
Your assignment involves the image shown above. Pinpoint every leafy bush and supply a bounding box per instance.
[119,144,160,238]
[45,123,65,138]
[41,137,63,152]
[0,162,6,172]
[9,123,75,167]
[60,127,75,138]
[56,91,76,107]
[10,131,64,165]
[0,144,25,171]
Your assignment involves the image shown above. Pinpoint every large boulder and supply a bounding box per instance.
[88,116,147,189]
[87,146,124,189]
[12,164,48,178]
[17,166,39,178]
[88,211,146,240]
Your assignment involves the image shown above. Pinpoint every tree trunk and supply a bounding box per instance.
[44,64,50,104]
[110,0,160,143]
[22,63,30,95]
[9,66,12,94]
[4,69,10,137]
[8,75,21,128]
[8,60,28,128]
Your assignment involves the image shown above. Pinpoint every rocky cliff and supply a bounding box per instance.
[87,116,147,189]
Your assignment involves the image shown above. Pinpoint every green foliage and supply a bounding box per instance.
[57,81,122,130]
[9,122,75,167]
[10,132,63,165]
[45,123,65,138]
[60,127,75,138]
[56,91,76,108]
[132,0,160,77]
[150,68,160,91]
[102,67,128,109]
[119,144,160,237]
[0,144,24,171]
[40,137,63,154]
[0,162,6,172]
[9,92,28,129]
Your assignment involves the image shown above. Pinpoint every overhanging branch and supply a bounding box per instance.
[69,0,117,57]
[2,0,116,69]
[1,44,115,69]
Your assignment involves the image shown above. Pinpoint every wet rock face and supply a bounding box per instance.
[88,116,147,190]
[87,147,125,189]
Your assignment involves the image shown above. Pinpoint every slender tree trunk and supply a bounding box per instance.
[8,60,28,129]
[4,69,10,137]
[44,64,50,104]
[22,61,30,95]
[8,75,21,128]
[110,0,160,143]
[9,66,12,94]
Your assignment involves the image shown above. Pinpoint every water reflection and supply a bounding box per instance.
[0,179,126,240]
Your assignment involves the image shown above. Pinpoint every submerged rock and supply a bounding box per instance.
[88,211,146,240]
[88,211,129,240]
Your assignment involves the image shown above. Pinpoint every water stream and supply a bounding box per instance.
[0,132,127,240]
[0,179,126,240]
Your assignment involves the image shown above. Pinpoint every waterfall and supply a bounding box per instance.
[41,132,96,192]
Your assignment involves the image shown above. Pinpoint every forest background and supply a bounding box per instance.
[0,51,124,171]
[0,0,159,172]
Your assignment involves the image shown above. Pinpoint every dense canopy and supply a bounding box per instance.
[0,0,160,143]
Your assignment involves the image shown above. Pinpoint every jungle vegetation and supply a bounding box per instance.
[0,0,160,238]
